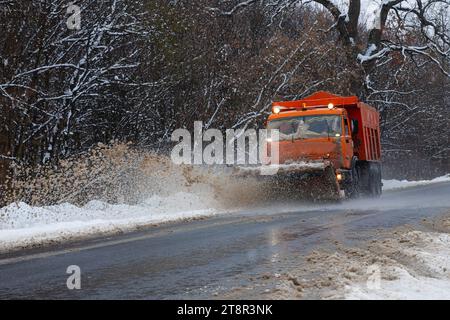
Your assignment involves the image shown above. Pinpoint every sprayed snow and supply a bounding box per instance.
[383,174,450,191]
[0,192,220,253]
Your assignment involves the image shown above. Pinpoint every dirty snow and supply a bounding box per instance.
[344,231,450,300]
[383,174,450,191]
[254,227,450,300]
[345,266,450,299]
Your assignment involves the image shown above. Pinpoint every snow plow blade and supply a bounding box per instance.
[233,161,342,201]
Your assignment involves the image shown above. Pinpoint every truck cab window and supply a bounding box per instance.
[344,117,350,136]
[268,115,341,141]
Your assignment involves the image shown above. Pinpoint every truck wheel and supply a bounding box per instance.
[347,165,360,199]
[369,165,382,198]
[376,170,383,196]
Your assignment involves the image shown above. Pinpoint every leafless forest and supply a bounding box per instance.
[0,0,449,205]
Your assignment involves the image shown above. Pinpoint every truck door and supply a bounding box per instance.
[341,116,354,169]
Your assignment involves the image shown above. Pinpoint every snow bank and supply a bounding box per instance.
[345,231,450,300]
[383,174,450,191]
[346,266,450,300]
[0,192,220,253]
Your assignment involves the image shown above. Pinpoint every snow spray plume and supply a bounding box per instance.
[2,143,271,209]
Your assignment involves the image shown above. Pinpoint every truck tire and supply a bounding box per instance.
[368,163,382,197]
[347,158,360,199]
[375,169,382,196]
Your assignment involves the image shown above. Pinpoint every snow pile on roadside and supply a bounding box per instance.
[344,231,450,300]
[268,221,450,300]
[346,265,450,300]
[383,174,450,191]
[0,191,221,253]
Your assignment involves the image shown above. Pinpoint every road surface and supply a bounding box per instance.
[1,182,450,299]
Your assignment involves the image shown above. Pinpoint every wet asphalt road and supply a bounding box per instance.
[1,182,450,299]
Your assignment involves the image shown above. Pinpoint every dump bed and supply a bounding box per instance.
[344,102,381,161]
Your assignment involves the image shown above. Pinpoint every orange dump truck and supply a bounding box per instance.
[264,91,382,200]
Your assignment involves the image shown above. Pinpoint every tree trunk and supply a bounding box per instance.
[0,132,10,207]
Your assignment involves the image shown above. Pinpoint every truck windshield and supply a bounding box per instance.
[268,115,342,141]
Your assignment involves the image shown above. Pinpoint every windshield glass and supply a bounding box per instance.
[268,115,342,141]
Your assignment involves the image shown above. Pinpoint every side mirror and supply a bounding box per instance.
[351,119,359,135]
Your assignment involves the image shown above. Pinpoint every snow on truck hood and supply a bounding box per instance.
[234,161,328,175]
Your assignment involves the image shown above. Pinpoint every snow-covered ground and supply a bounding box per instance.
[0,192,221,253]
[344,231,450,300]
[1,174,449,253]
[383,174,450,191]
[265,227,450,300]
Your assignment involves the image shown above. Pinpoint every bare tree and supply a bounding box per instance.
[0,0,150,165]
[209,0,450,94]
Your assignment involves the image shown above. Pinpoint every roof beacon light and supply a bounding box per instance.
[273,106,282,114]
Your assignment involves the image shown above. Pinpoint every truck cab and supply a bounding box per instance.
[267,107,354,171]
